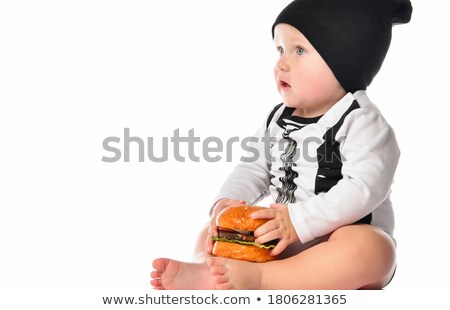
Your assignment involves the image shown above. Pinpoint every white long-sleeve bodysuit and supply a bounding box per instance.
[212,91,400,244]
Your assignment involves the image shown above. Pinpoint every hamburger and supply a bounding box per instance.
[211,205,278,262]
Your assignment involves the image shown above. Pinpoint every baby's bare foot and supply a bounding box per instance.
[151,258,216,290]
[207,257,263,290]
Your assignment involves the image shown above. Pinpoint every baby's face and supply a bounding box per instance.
[273,24,345,117]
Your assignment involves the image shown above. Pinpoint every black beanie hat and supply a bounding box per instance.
[272,0,412,93]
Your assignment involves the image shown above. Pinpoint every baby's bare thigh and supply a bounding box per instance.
[279,224,394,260]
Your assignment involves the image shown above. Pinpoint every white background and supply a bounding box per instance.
[1,0,449,305]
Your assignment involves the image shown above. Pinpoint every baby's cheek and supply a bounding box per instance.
[273,67,278,77]
[273,71,280,89]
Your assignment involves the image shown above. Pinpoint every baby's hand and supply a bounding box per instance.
[251,203,299,256]
[206,198,246,254]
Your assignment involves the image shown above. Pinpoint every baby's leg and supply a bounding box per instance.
[151,258,217,290]
[208,224,396,290]
[151,224,215,289]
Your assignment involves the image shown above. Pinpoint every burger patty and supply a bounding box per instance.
[217,229,279,247]
[218,230,256,243]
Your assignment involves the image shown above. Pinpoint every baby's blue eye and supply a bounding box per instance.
[297,47,305,55]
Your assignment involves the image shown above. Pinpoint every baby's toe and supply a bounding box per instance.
[210,264,227,275]
[213,274,229,285]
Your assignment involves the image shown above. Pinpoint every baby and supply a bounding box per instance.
[151,0,412,289]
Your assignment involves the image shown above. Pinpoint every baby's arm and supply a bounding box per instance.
[289,107,400,244]
[251,107,399,253]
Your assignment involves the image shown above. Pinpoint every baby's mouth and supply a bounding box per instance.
[280,80,291,88]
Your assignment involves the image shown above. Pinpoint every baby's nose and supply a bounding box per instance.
[275,57,289,71]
